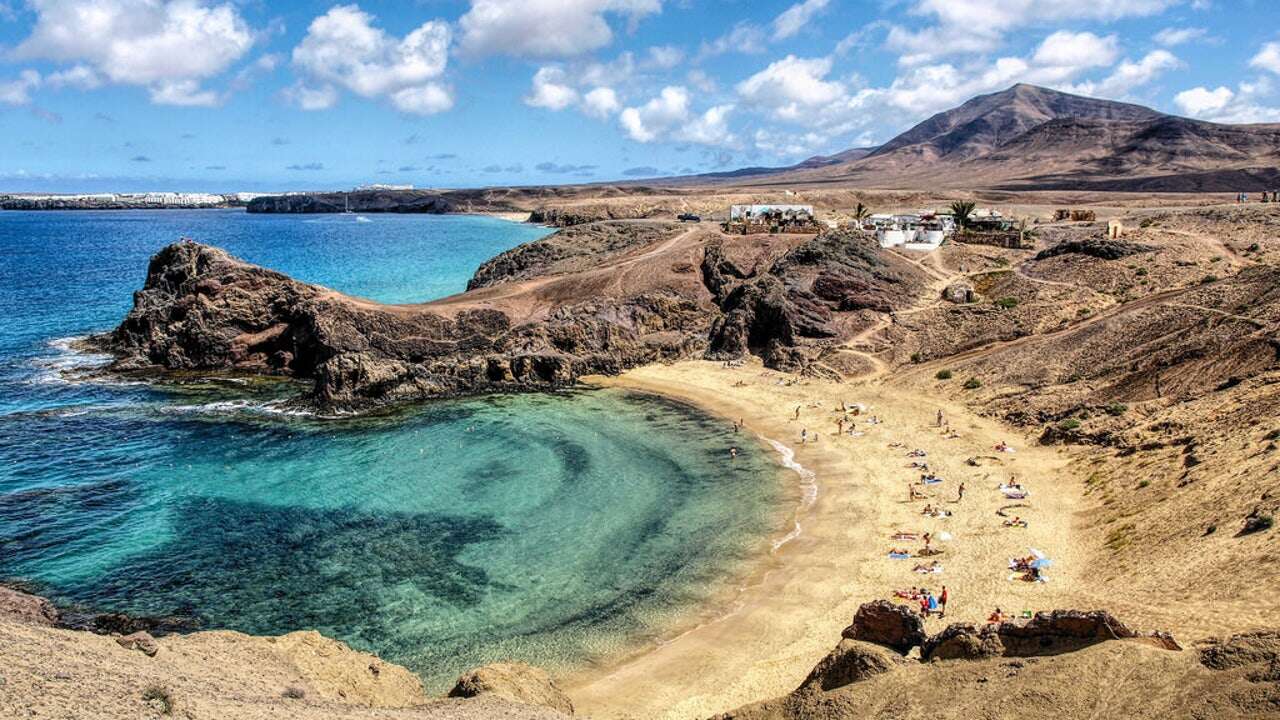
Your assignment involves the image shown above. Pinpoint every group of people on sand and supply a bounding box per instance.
[894,586,948,617]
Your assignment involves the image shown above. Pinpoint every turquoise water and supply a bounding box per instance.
[0,210,784,689]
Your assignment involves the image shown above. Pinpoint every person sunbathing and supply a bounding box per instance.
[1003,516,1028,528]
[892,531,919,540]
[987,607,1006,624]
[908,449,927,457]
[917,546,943,557]
[913,561,942,574]
[889,548,910,556]
[910,485,928,501]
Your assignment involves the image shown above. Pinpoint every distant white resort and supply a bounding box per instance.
[869,210,963,252]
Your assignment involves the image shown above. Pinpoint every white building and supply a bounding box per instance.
[875,211,955,252]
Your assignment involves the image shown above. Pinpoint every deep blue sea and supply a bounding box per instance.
[0,210,783,689]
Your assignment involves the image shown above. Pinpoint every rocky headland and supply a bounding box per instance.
[90,222,929,409]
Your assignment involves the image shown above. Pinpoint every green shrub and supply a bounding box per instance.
[1137,480,1150,489]
[1105,403,1128,416]
[962,378,982,390]
[935,369,953,380]
[283,687,306,700]
[910,352,923,364]
[1058,418,1081,431]
[1135,267,1148,276]
[1202,274,1219,284]
[994,297,1019,309]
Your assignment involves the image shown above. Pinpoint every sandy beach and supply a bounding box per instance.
[569,359,1088,719]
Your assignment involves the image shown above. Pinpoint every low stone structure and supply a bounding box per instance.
[943,282,977,304]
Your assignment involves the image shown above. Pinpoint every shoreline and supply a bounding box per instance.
[566,358,1089,719]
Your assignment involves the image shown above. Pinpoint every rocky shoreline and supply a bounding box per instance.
[89,223,929,409]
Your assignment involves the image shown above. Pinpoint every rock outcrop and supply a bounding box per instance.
[94,237,711,408]
[0,585,59,626]
[1035,238,1156,261]
[840,600,928,654]
[448,662,575,715]
[920,610,1163,660]
[95,225,933,407]
[796,639,907,692]
[705,231,929,370]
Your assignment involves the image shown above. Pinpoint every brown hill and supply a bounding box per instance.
[720,84,1280,192]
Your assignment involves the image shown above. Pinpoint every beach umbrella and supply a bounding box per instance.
[1031,558,1053,569]
[1029,548,1046,559]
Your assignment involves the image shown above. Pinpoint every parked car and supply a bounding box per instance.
[677,213,701,223]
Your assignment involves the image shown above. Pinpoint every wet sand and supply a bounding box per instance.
[568,358,1088,719]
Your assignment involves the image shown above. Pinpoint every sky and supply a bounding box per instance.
[0,0,1278,192]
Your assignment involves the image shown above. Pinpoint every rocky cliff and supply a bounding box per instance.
[94,224,931,408]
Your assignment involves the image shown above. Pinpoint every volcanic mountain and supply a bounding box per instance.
[709,84,1280,192]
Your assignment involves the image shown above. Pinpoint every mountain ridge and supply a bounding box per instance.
[688,84,1280,192]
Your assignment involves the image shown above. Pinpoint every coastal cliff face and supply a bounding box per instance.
[97,223,931,408]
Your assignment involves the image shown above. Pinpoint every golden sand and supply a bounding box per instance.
[567,359,1088,719]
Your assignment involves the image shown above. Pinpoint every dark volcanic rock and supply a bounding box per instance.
[247,190,457,214]
[97,225,931,407]
[0,585,60,626]
[797,639,907,692]
[841,600,928,654]
[96,238,710,408]
[706,231,928,370]
[469,221,680,290]
[1035,238,1155,261]
[922,622,1005,661]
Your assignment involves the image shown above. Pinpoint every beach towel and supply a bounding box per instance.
[889,552,910,559]
[1001,489,1028,499]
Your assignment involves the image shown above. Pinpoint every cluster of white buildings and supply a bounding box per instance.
[867,211,957,251]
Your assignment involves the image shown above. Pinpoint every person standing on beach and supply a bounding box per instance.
[956,482,965,502]
[837,418,844,435]
[801,428,807,444]
[939,586,949,617]
[795,406,801,420]
[936,409,944,427]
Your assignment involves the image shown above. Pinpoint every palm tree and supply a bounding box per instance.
[949,200,976,230]
[853,202,870,222]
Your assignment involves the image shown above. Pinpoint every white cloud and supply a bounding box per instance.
[291,5,453,116]
[582,86,621,118]
[458,0,662,58]
[0,70,40,105]
[887,0,1179,63]
[678,104,735,145]
[1086,49,1180,96]
[149,79,220,106]
[773,0,829,41]
[620,86,689,142]
[390,84,454,114]
[736,55,845,121]
[616,86,734,145]
[1032,31,1119,70]
[645,45,684,69]
[698,22,768,59]
[283,82,340,111]
[14,0,254,105]
[1153,27,1207,46]
[1174,85,1234,115]
[45,65,101,90]
[525,66,580,110]
[1252,42,1280,75]
[1175,78,1280,123]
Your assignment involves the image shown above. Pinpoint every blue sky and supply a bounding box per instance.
[0,0,1277,192]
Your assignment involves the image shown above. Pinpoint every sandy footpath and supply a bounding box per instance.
[567,359,1088,720]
